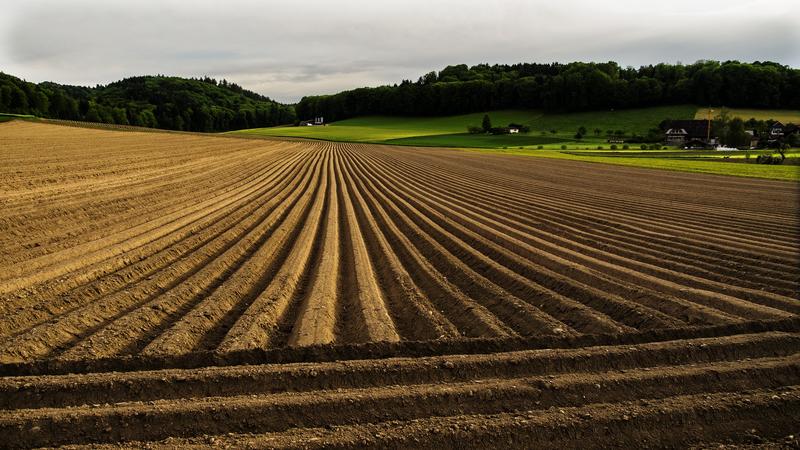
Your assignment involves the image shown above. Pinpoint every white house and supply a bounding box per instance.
[299,117,325,126]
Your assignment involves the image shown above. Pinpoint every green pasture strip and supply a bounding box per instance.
[229,106,698,145]
[695,107,800,123]
[463,147,800,182]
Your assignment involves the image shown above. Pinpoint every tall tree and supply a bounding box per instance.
[482,114,492,132]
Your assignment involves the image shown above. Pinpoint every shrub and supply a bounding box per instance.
[467,126,483,134]
[596,146,603,150]
[560,144,567,150]
[537,145,543,149]
[640,144,648,150]
[610,144,617,150]
[622,144,629,150]
[756,154,784,165]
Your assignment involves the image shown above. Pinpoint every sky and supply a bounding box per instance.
[1,0,797,103]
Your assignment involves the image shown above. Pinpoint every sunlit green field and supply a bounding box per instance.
[231,105,799,181]
[469,147,800,181]
[695,107,800,123]
[231,110,543,143]
[0,113,37,123]
[230,105,697,147]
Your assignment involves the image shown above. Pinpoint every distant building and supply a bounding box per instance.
[768,121,784,139]
[507,123,527,134]
[745,130,759,148]
[662,120,716,147]
[762,122,799,144]
[299,117,325,126]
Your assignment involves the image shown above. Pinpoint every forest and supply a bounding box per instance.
[3,61,799,132]
[296,61,800,121]
[0,73,295,132]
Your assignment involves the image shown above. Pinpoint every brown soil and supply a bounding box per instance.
[0,120,798,448]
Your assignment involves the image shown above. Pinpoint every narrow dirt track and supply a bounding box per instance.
[1,121,798,448]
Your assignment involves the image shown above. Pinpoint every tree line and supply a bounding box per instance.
[0,73,295,132]
[295,61,800,121]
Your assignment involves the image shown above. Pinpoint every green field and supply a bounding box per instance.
[0,113,36,123]
[230,105,697,147]
[231,110,542,143]
[470,147,800,181]
[231,105,799,181]
[385,133,566,148]
[695,107,800,123]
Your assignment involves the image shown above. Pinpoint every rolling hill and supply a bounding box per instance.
[0,72,295,132]
[231,105,697,148]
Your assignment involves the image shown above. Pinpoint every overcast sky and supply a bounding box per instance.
[1,0,797,103]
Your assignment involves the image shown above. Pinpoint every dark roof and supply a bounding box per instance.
[770,121,784,128]
[663,120,710,138]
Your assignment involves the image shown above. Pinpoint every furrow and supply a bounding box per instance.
[337,149,460,341]
[346,147,627,335]
[359,150,743,326]
[3,331,797,410]
[138,147,327,356]
[357,149,692,330]
[52,152,321,360]
[1,359,797,448]
[334,147,400,344]
[286,153,342,347]
[217,147,333,351]
[0,151,307,340]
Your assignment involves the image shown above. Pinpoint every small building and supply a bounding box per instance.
[745,130,759,148]
[768,121,784,139]
[506,123,529,134]
[662,120,716,147]
[299,117,325,126]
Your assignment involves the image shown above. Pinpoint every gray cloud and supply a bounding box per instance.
[1,0,797,103]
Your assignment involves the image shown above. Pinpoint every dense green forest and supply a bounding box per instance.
[3,61,798,132]
[296,61,800,122]
[0,73,295,131]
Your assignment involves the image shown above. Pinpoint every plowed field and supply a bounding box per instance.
[1,121,798,448]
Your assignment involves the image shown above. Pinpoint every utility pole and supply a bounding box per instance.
[706,108,713,144]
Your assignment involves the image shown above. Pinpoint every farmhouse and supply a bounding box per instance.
[662,120,716,146]
[768,121,784,138]
[299,117,325,126]
[759,122,799,144]
[507,123,529,134]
